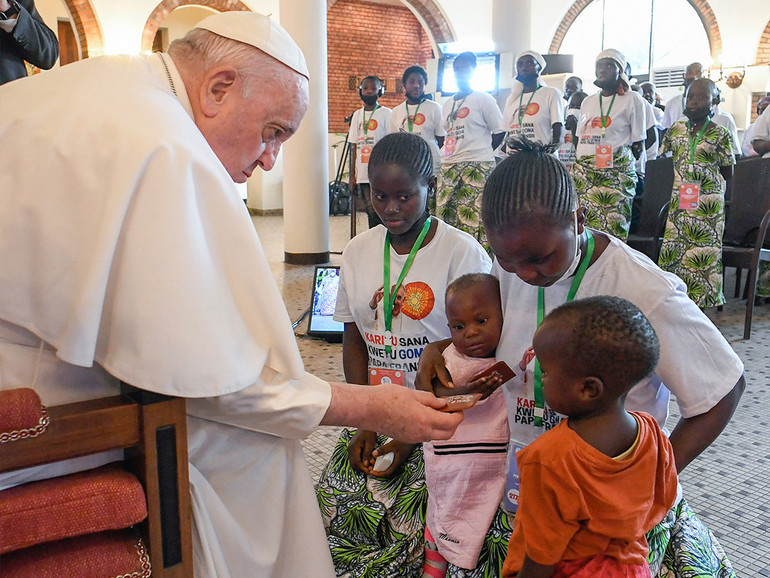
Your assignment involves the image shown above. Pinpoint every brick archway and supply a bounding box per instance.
[327,0,454,45]
[61,0,103,57]
[549,0,722,60]
[140,0,252,53]
[757,20,770,65]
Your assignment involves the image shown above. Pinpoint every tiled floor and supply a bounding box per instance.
[253,213,770,576]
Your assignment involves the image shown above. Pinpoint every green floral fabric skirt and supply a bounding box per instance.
[436,160,496,252]
[316,430,510,577]
[572,146,637,241]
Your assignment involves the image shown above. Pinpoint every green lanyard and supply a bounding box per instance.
[362,104,380,136]
[599,93,616,138]
[383,217,433,353]
[448,95,468,131]
[517,86,540,127]
[686,120,709,174]
[533,230,595,426]
[405,100,423,133]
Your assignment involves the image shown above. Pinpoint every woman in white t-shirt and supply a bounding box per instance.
[500,50,563,149]
[316,132,490,577]
[389,65,445,176]
[418,139,745,578]
[573,49,649,240]
[436,52,504,250]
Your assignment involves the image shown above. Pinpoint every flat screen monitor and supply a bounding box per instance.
[307,265,344,342]
[437,52,500,94]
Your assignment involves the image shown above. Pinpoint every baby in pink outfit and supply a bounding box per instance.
[421,273,513,576]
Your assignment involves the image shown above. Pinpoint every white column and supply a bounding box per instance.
[493,0,533,108]
[280,0,330,264]
[492,0,532,55]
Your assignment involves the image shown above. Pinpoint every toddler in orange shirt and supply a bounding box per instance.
[503,295,678,578]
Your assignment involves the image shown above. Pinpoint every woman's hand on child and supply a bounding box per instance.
[415,339,453,393]
[348,429,379,473]
[370,440,417,478]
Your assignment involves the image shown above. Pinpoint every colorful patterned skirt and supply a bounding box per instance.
[436,160,496,252]
[658,187,726,308]
[446,507,510,578]
[647,498,736,578]
[572,146,638,241]
[316,430,427,577]
[315,429,510,577]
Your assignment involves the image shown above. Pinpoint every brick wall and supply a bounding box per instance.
[757,21,770,65]
[63,0,103,57]
[327,0,434,134]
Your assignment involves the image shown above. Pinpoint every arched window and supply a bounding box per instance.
[559,0,710,81]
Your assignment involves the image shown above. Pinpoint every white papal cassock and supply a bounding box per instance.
[0,53,335,577]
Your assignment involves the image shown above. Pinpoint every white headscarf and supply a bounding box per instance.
[596,48,630,93]
[516,50,547,74]
[504,50,547,123]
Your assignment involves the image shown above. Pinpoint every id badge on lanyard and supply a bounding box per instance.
[503,442,527,513]
[369,367,405,386]
[595,144,613,168]
[679,183,700,210]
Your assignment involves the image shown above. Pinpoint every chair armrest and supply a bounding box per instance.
[0,397,140,474]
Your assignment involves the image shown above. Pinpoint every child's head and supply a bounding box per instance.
[684,78,718,123]
[368,132,435,235]
[359,75,384,106]
[445,273,502,358]
[482,138,580,287]
[563,76,582,100]
[402,65,428,102]
[532,296,660,416]
[640,82,656,105]
[567,90,587,110]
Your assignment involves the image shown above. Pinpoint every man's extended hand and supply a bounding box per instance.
[322,382,464,444]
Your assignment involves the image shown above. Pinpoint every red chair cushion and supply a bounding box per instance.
[0,529,151,578]
[0,463,147,554]
[0,388,47,441]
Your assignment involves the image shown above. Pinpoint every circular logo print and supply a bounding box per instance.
[413,113,426,125]
[455,107,470,119]
[591,116,612,129]
[401,281,435,320]
[367,119,379,131]
[526,102,540,115]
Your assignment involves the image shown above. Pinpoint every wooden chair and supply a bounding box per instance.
[0,384,193,577]
[628,156,674,262]
[721,156,770,340]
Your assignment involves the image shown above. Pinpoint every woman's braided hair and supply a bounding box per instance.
[369,132,434,186]
[481,137,577,230]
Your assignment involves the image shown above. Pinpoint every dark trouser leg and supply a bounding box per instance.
[358,183,382,228]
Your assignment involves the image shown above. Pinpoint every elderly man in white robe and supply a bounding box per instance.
[0,11,464,578]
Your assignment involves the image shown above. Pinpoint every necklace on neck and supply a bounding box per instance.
[158,53,177,97]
